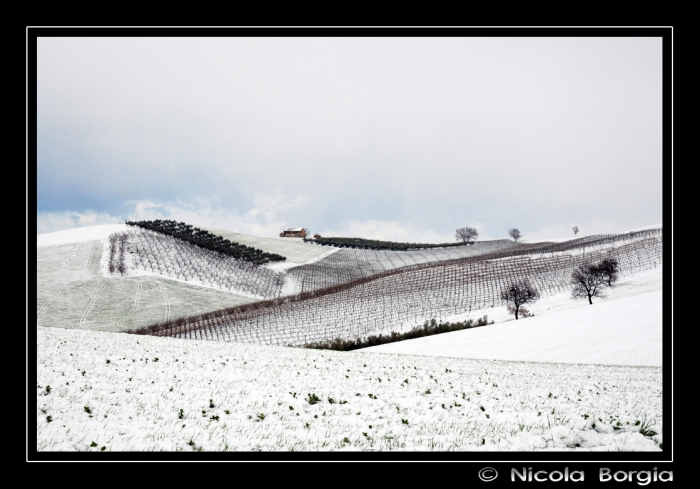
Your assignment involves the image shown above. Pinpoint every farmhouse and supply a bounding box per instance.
[280,228,306,238]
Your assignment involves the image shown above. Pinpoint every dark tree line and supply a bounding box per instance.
[303,316,493,351]
[126,219,286,265]
[304,236,473,251]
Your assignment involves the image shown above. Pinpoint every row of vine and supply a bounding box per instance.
[125,220,285,265]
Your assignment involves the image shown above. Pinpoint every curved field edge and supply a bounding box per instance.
[37,327,662,452]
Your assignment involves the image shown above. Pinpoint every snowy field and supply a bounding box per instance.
[364,268,663,366]
[37,225,661,340]
[201,226,339,265]
[36,326,662,452]
[36,224,337,332]
[37,240,256,332]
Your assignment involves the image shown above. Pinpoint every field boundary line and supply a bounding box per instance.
[117,279,142,329]
[57,242,82,266]
[301,246,341,265]
[155,279,170,323]
[79,281,108,330]
[38,243,86,325]
[83,242,96,269]
[36,280,67,326]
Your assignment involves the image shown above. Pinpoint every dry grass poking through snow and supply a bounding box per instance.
[37,327,662,452]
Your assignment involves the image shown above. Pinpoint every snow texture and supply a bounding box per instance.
[35,224,665,452]
[201,226,339,265]
[288,240,519,293]
[36,327,662,452]
[175,232,660,347]
[364,274,662,366]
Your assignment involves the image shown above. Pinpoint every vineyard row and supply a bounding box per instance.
[128,229,662,347]
[109,229,287,299]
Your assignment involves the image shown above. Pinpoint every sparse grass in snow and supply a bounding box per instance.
[37,327,662,452]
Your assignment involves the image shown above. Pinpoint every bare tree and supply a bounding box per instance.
[571,263,607,304]
[508,228,521,242]
[572,226,579,237]
[501,280,540,319]
[455,226,479,245]
[598,258,620,286]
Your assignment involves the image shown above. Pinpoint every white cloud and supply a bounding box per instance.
[317,220,506,243]
[524,218,623,242]
[36,193,309,238]
[37,211,123,235]
[37,38,662,240]
[320,220,456,244]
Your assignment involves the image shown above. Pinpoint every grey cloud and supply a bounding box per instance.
[37,36,662,239]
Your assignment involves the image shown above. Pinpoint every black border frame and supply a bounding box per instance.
[27,27,672,469]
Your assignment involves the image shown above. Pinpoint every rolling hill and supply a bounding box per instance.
[35,223,665,452]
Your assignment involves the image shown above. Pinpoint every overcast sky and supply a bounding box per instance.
[36,36,663,241]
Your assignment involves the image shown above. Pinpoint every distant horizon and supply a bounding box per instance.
[36,219,663,245]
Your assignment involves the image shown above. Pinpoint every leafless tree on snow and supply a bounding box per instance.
[455,226,478,245]
[571,263,607,304]
[501,280,540,319]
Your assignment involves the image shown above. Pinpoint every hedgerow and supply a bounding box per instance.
[304,236,472,251]
[303,316,493,351]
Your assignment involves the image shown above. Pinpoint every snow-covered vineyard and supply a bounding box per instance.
[288,239,521,292]
[115,228,287,299]
[137,229,662,346]
[289,231,661,295]
[37,327,662,452]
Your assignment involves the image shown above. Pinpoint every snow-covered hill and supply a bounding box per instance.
[200,226,339,266]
